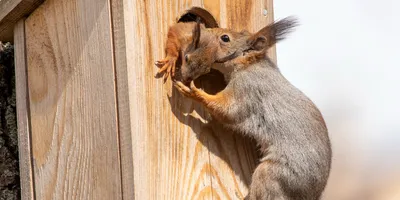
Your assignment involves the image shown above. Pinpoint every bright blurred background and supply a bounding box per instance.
[274,0,400,199]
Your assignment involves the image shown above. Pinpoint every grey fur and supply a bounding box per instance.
[218,58,331,200]
[177,16,332,200]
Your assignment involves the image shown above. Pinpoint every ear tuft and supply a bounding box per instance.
[247,16,298,51]
[272,16,298,43]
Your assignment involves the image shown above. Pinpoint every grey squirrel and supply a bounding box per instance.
[173,17,332,200]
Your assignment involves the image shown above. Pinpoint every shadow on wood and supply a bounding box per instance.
[168,69,260,193]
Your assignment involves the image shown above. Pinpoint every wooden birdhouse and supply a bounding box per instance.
[0,0,275,199]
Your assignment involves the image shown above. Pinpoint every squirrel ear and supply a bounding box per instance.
[192,17,201,49]
[186,17,201,53]
[247,16,298,50]
[248,35,268,51]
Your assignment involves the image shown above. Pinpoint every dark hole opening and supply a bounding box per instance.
[177,7,219,28]
[178,13,199,23]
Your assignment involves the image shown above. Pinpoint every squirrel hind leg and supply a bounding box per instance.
[155,56,178,81]
[245,161,288,200]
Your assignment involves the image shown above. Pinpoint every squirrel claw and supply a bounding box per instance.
[155,59,168,68]
[189,81,199,92]
[163,71,170,83]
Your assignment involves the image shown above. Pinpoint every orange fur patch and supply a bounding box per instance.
[234,50,267,67]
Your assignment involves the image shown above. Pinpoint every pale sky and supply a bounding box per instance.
[274,0,400,199]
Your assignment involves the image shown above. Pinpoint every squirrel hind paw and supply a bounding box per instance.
[155,60,168,68]
[155,61,171,78]
[155,58,178,81]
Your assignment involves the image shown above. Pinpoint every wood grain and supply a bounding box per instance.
[14,18,35,200]
[24,0,122,199]
[113,0,275,199]
[110,0,135,199]
[0,0,44,41]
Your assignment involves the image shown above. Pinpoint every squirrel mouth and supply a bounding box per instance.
[215,51,238,63]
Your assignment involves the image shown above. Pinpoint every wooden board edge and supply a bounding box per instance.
[13,18,35,200]
[0,0,44,41]
[266,0,277,64]
[109,0,135,199]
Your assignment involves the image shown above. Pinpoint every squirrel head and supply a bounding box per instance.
[180,18,219,84]
[215,16,298,63]
[180,17,298,83]
[179,19,249,83]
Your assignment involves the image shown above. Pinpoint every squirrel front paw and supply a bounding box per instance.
[174,81,203,102]
[155,56,177,82]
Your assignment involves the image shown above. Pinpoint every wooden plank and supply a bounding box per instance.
[264,0,277,64]
[109,0,135,199]
[14,18,35,200]
[113,0,276,199]
[0,0,44,41]
[24,0,122,199]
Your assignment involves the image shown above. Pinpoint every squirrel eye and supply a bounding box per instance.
[184,54,189,63]
[220,35,230,42]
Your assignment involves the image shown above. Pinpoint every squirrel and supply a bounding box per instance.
[173,17,332,200]
[155,7,219,81]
